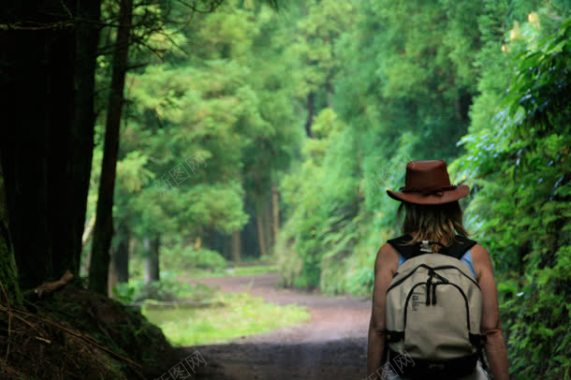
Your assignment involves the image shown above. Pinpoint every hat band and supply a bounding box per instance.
[400,184,457,196]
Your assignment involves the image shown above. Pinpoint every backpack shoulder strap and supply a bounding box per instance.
[440,235,478,259]
[387,234,478,260]
[387,234,418,260]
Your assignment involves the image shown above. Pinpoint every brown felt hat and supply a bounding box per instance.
[386,160,469,205]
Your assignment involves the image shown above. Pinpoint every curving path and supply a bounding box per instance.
[174,272,373,380]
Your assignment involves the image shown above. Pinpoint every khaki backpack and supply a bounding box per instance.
[383,234,487,379]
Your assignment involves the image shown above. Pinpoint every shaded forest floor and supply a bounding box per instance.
[0,287,177,380]
[168,273,372,380]
[1,273,372,379]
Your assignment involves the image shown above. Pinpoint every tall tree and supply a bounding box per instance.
[67,0,102,278]
[0,160,21,305]
[144,235,160,283]
[231,230,241,263]
[108,221,130,293]
[0,0,101,290]
[89,0,134,294]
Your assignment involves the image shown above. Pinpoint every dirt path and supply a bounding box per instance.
[170,273,372,380]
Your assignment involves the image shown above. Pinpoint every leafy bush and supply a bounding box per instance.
[188,248,228,270]
[163,244,228,273]
[455,17,571,379]
[278,4,571,379]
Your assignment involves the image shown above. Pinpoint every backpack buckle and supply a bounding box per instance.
[427,363,445,371]
[420,240,432,252]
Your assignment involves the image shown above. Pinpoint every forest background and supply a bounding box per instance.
[1,0,569,379]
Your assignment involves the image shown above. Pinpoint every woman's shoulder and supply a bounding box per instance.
[468,243,494,281]
[378,242,400,259]
[375,242,400,273]
[470,243,490,259]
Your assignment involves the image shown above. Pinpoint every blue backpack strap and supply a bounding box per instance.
[387,234,477,260]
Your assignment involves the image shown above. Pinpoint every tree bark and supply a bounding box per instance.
[108,222,130,294]
[231,230,241,264]
[264,195,274,252]
[89,0,134,295]
[51,0,102,279]
[325,73,335,108]
[144,236,161,283]
[0,160,21,305]
[255,199,268,258]
[0,0,91,289]
[114,224,130,283]
[0,26,54,288]
[304,91,315,137]
[271,184,280,248]
[82,216,96,247]
[67,0,102,276]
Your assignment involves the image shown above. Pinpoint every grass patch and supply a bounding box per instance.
[229,264,279,276]
[142,291,310,346]
[113,276,219,304]
[177,264,279,280]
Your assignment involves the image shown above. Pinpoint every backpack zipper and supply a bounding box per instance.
[387,264,433,293]
[430,265,480,289]
[403,282,426,329]
[403,281,472,332]
[387,264,480,293]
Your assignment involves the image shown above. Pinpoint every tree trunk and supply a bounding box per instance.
[1,1,101,289]
[108,223,130,294]
[0,26,53,287]
[231,230,241,264]
[82,216,96,247]
[256,199,268,258]
[114,224,130,283]
[0,0,96,289]
[271,184,280,248]
[194,236,202,250]
[67,0,102,276]
[0,160,21,306]
[89,0,134,295]
[264,195,274,252]
[144,236,161,283]
[107,256,118,297]
[304,91,315,137]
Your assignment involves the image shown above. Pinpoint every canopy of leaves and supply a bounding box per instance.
[86,1,570,377]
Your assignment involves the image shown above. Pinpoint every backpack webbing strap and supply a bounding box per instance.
[470,333,489,372]
[384,330,404,343]
[387,234,477,260]
[387,349,479,379]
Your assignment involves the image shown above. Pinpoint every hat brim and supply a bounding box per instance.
[386,184,470,205]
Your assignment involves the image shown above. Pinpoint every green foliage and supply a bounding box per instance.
[94,0,302,273]
[86,1,571,377]
[279,108,361,291]
[275,1,570,378]
[278,0,484,294]
[163,244,228,272]
[112,282,137,304]
[224,264,278,277]
[113,276,218,304]
[455,16,571,378]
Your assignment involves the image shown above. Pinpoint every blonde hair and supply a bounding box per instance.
[397,201,469,251]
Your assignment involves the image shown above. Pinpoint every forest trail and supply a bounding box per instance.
[177,272,372,380]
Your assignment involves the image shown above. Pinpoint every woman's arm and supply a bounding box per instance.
[472,244,510,380]
[367,243,399,379]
